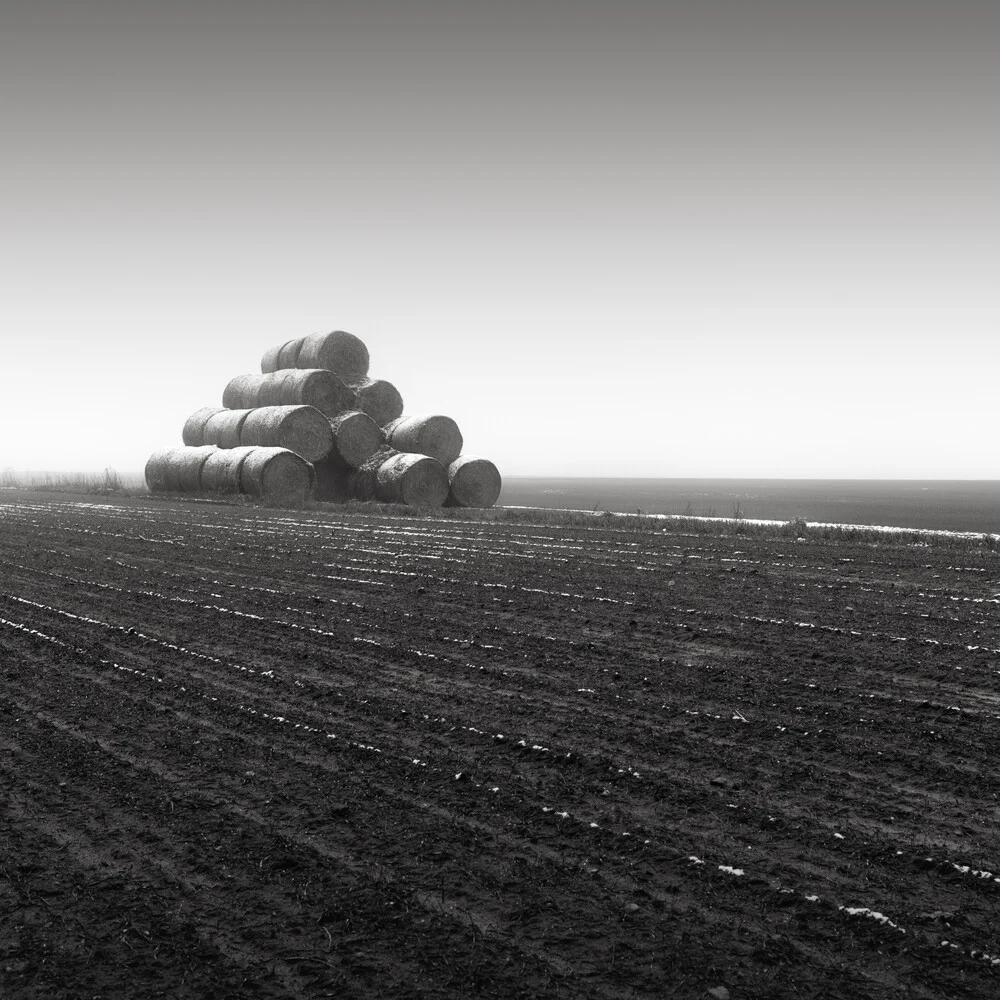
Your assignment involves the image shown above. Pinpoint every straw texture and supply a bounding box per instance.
[261,339,302,373]
[222,375,262,409]
[224,369,355,416]
[239,447,315,506]
[182,407,221,446]
[203,409,251,449]
[296,331,370,381]
[349,377,404,426]
[239,405,333,462]
[330,410,382,468]
[445,455,503,508]
[201,446,255,494]
[376,453,449,507]
[145,446,216,492]
[383,414,463,465]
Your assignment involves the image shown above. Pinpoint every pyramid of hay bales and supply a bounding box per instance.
[145,329,502,510]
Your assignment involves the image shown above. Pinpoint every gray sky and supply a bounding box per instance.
[2,1,997,477]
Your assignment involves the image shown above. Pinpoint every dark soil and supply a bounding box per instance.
[1,490,999,998]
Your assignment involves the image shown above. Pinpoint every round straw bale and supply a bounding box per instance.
[330,410,382,468]
[144,448,178,492]
[260,369,356,415]
[346,446,397,501]
[349,377,404,426]
[145,446,216,492]
[261,338,303,373]
[239,405,333,462]
[446,455,502,508]
[239,447,314,506]
[201,446,255,494]
[383,414,463,466]
[182,407,223,446]
[296,331,369,381]
[222,374,264,409]
[203,408,252,449]
[376,453,448,507]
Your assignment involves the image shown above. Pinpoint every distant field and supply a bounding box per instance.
[2,489,999,998]
[501,477,1000,534]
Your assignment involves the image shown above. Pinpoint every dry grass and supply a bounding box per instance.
[1,467,145,495]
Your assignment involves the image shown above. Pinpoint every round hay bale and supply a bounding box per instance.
[175,446,217,492]
[239,447,314,506]
[330,410,382,468]
[144,448,178,492]
[203,408,251,449]
[201,446,256,494]
[259,368,356,416]
[296,331,369,381]
[346,445,396,501]
[446,455,502,508]
[222,374,264,409]
[349,377,404,426]
[261,338,302,373]
[182,407,222,446]
[376,453,448,507]
[145,446,216,492]
[383,414,463,466]
[239,405,333,462]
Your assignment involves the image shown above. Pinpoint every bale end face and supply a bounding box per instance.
[297,330,370,381]
[446,456,502,508]
[239,447,315,507]
[376,453,448,507]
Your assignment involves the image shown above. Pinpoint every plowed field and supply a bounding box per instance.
[2,491,999,999]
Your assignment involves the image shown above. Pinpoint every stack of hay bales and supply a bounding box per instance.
[144,328,501,508]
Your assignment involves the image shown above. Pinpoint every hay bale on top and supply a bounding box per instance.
[182,407,222,446]
[376,453,449,507]
[445,455,502,508]
[240,405,333,463]
[239,447,314,506]
[261,338,303,374]
[296,331,370,381]
[383,414,463,466]
[201,446,256,494]
[349,377,404,426]
[330,410,382,468]
[255,369,355,416]
[203,408,252,449]
[222,374,263,409]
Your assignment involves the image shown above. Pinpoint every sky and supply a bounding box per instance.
[2,0,997,479]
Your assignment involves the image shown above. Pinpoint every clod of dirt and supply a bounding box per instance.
[624,902,640,913]
[710,776,728,787]
[707,988,731,1000]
